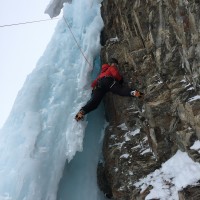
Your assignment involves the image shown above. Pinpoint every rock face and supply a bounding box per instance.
[98,0,200,199]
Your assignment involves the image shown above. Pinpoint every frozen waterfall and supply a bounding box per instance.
[0,0,106,199]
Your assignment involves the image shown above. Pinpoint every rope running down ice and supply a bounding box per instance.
[63,15,93,69]
[0,15,93,69]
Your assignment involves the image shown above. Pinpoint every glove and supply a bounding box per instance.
[131,90,144,98]
[75,110,85,121]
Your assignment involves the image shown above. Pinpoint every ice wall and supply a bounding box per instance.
[45,0,71,18]
[57,59,106,200]
[0,0,104,199]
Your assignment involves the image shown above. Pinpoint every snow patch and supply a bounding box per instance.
[188,95,200,102]
[117,123,128,131]
[120,154,130,159]
[140,148,151,155]
[134,150,200,200]
[130,129,140,136]
[187,87,195,91]
[109,36,119,42]
[180,79,187,83]
[190,140,200,153]
[124,133,131,142]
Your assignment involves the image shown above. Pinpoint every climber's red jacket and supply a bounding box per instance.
[91,64,122,88]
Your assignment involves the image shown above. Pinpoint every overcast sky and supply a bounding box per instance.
[0,0,60,128]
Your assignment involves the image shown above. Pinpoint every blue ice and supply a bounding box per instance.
[0,0,106,199]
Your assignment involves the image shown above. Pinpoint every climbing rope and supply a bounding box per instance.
[62,15,93,69]
[0,15,93,69]
[0,18,60,28]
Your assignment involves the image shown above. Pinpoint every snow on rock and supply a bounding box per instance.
[188,95,200,102]
[134,150,200,200]
[130,129,140,136]
[117,123,128,131]
[120,154,130,159]
[140,148,151,155]
[190,140,200,153]
[109,36,119,43]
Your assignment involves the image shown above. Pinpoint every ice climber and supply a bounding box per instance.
[75,58,143,121]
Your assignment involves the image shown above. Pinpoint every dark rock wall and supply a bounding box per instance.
[98,0,200,199]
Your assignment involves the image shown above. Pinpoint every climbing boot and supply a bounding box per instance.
[75,110,85,121]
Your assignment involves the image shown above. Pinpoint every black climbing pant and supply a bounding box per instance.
[82,77,133,114]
